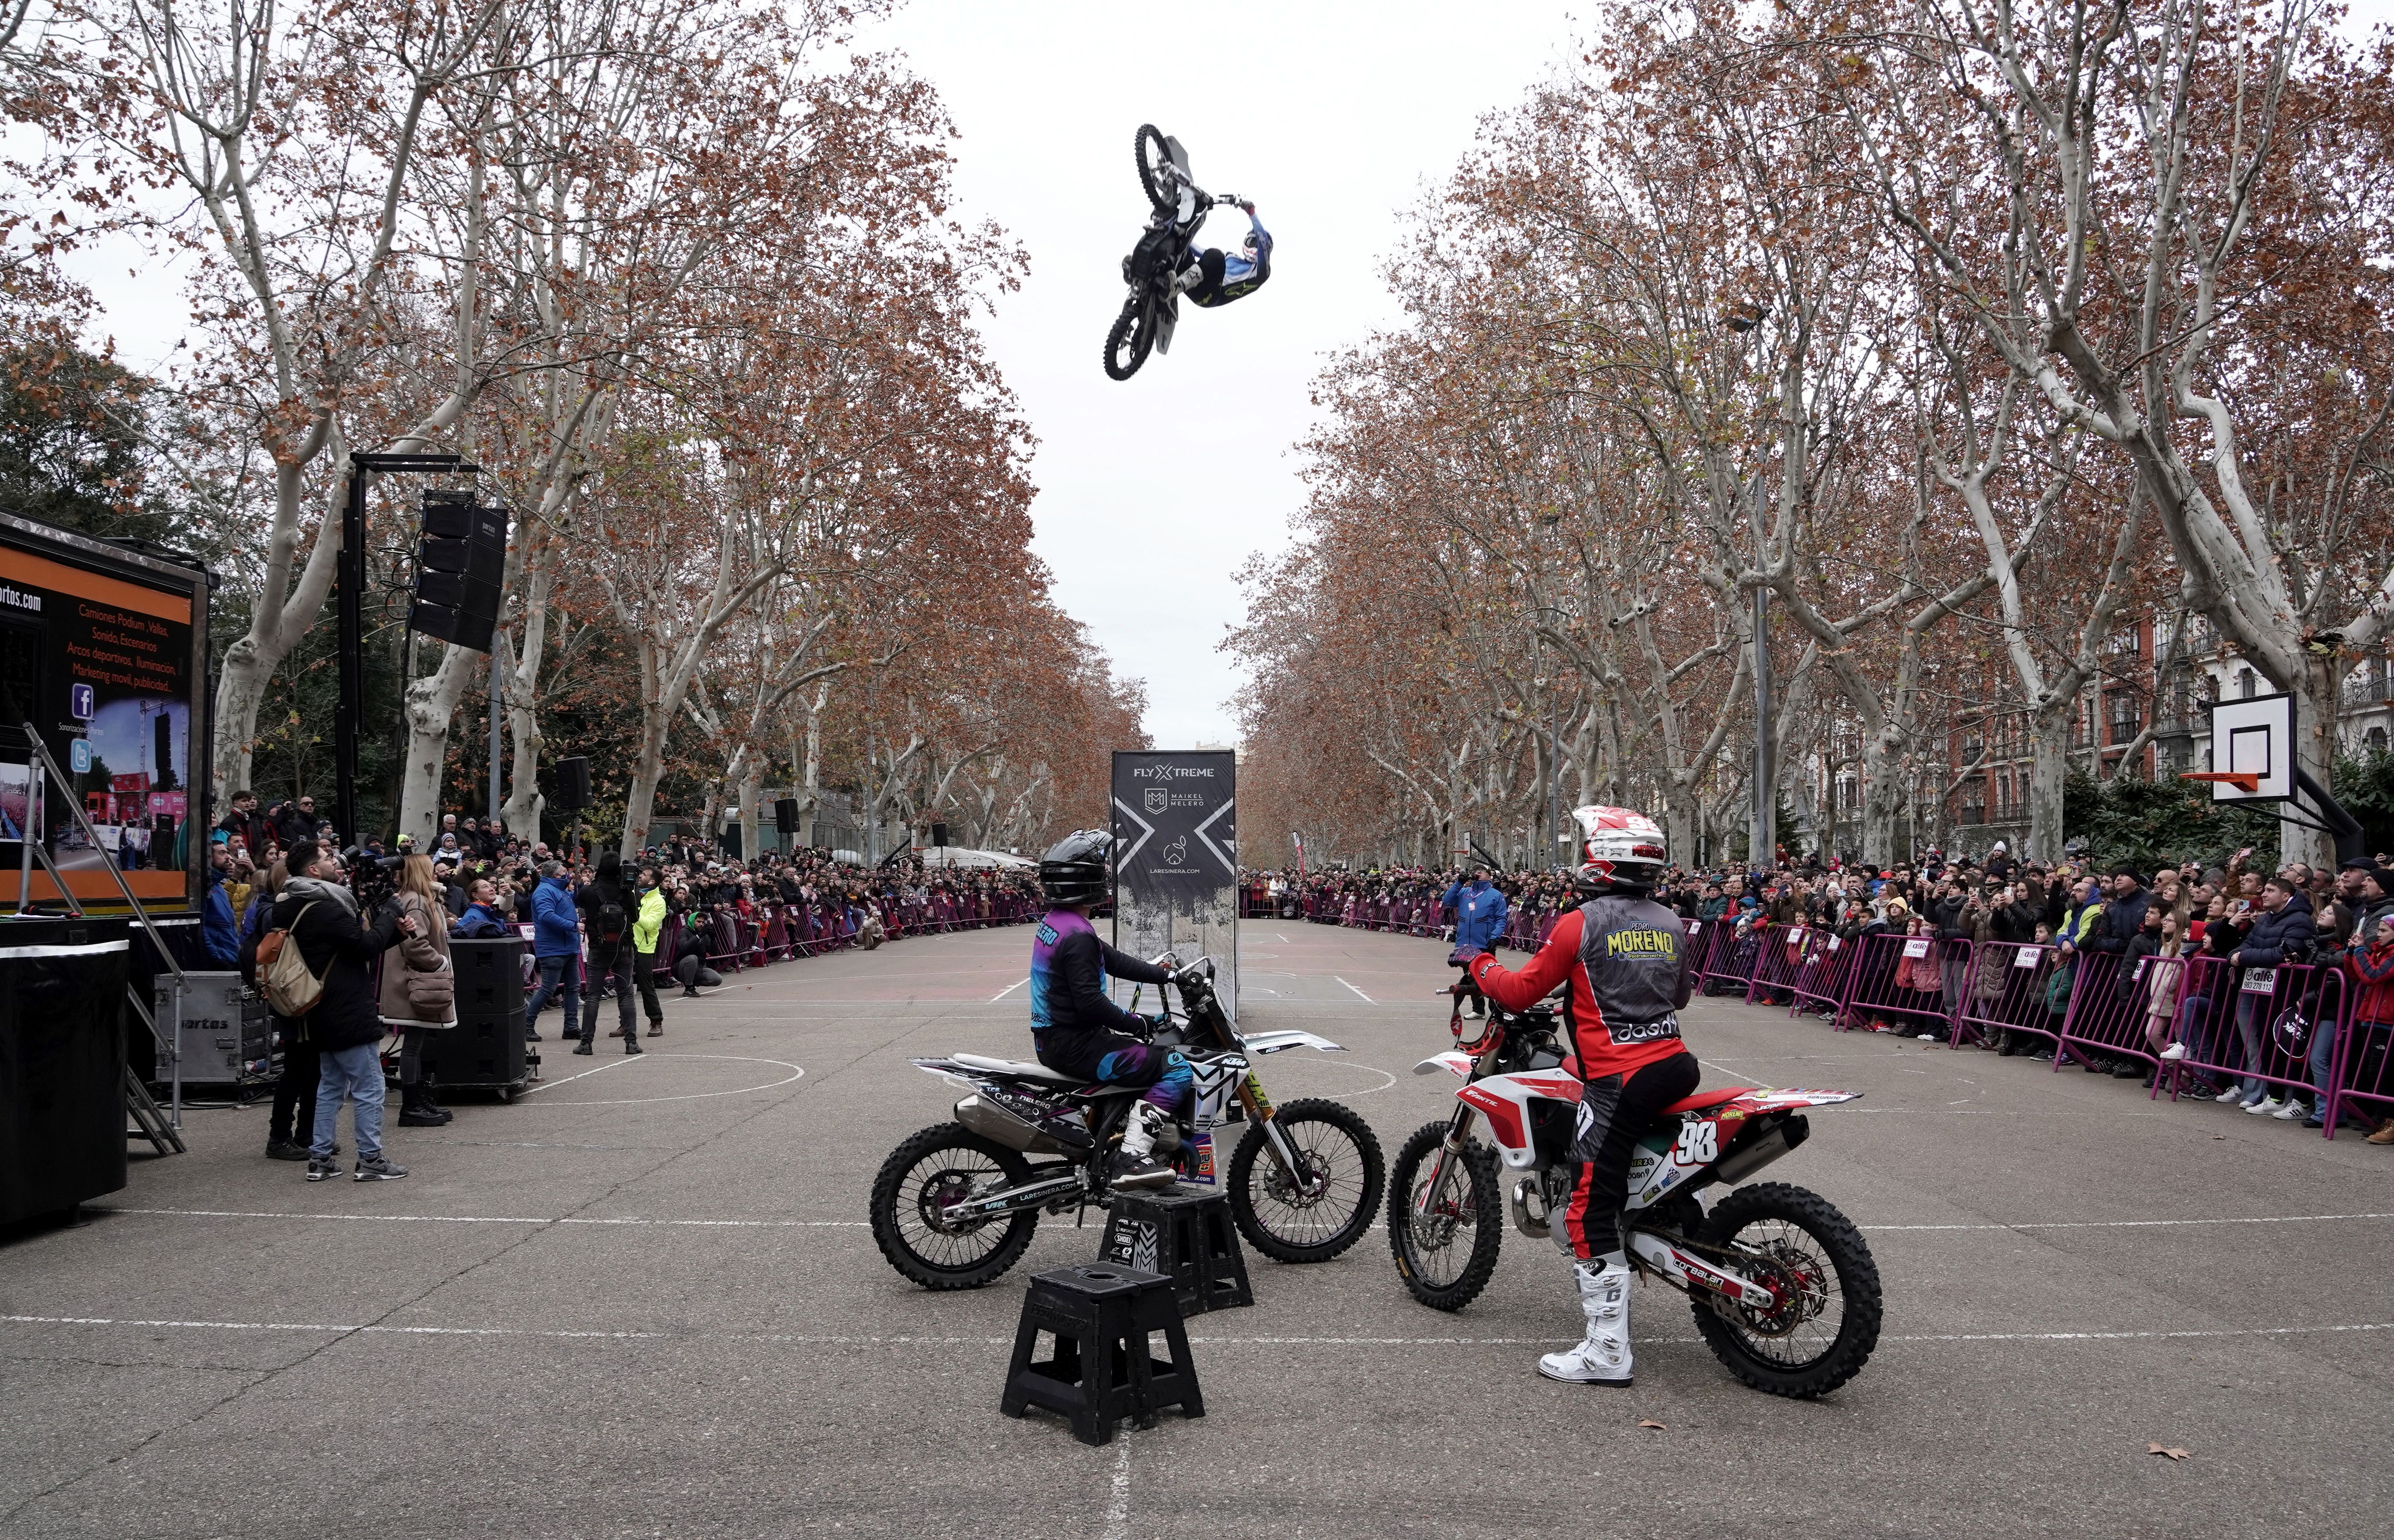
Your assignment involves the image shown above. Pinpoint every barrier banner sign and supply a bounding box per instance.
[1110,749,1237,1019]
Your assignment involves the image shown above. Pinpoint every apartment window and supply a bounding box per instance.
[2239,667,2256,699]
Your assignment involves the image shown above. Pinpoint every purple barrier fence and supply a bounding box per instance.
[1693,919,1759,994]
[1838,932,1965,1037]
[1952,940,2067,1049]
[2153,954,2346,1130]
[2051,950,2178,1074]
[2328,1007,2394,1138]
[1744,924,1817,1006]
[1786,929,1850,1019]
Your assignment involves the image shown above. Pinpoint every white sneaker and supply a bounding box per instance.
[1538,1255,1633,1387]
[2213,1086,2244,1103]
[2246,1096,2284,1116]
[2271,1099,2309,1121]
[2159,1043,2188,1061]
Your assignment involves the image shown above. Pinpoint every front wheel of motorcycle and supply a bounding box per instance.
[1385,1121,1503,1310]
[1687,1180,1882,1398]
[1134,123,1175,211]
[1103,298,1154,381]
[869,1124,1039,1290]
[1227,1097,1384,1263]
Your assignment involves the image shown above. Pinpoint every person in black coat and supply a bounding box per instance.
[270,839,410,1181]
[574,850,641,1055]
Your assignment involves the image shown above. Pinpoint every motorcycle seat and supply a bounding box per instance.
[951,1052,1086,1085]
[1663,1087,1753,1115]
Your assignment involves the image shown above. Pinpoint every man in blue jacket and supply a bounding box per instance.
[522,860,581,1042]
[201,838,240,965]
[2225,875,2314,1114]
[1443,862,1509,1019]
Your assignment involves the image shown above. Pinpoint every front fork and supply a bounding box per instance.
[1239,1072,1328,1199]
[1413,1100,1480,1218]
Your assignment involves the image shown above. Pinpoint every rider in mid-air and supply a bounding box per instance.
[1027,829,1188,1191]
[1175,202,1271,308]
[1458,805,1697,1389]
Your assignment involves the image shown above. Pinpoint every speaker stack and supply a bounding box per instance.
[423,935,528,1094]
[408,489,507,654]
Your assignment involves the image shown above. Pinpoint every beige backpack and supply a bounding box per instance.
[256,903,328,1018]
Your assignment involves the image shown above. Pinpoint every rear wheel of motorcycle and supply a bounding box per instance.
[1385,1121,1503,1311]
[1688,1181,1882,1398]
[1134,123,1175,211]
[869,1124,1039,1290]
[1228,1097,1384,1263]
[1103,299,1155,381]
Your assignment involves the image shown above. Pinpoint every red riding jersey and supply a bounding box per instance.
[1466,893,1695,1081]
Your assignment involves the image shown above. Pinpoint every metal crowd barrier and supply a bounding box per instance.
[1836,931,1964,1037]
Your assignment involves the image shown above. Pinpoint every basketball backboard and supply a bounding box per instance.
[2197,691,2294,803]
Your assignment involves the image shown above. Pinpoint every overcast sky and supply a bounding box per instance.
[67,0,2392,751]
[846,0,1589,748]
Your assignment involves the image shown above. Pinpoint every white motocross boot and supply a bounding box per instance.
[1109,1103,1177,1190]
[1538,1252,1633,1387]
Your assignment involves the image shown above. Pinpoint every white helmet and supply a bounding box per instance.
[1569,805,1667,896]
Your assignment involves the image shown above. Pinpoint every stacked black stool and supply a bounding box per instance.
[1099,1185,1253,1316]
[1000,1265,1205,1446]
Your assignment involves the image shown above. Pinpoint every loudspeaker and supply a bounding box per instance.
[427,937,528,1091]
[552,756,591,812]
[408,494,508,655]
[774,797,800,836]
[931,821,949,847]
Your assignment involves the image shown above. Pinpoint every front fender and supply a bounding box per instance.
[1413,1051,1475,1079]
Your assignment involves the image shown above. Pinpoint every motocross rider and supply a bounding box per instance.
[1459,805,1697,1388]
[1028,828,1188,1191]
[1175,203,1272,308]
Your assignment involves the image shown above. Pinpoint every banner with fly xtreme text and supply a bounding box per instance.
[1110,750,1237,1020]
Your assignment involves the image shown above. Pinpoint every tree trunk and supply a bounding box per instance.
[1860,728,1906,867]
[738,756,761,862]
[396,644,479,850]
[497,628,546,839]
[2027,706,2072,864]
[2289,664,2340,872]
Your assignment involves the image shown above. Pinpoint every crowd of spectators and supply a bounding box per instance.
[1245,839,2394,1146]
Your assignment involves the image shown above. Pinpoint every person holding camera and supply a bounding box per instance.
[381,854,458,1126]
[266,839,412,1181]
[574,850,642,1055]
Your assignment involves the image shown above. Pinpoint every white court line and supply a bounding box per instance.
[1334,976,1374,1003]
[1100,1442,1131,1540]
[95,1208,869,1227]
[1866,1211,2394,1232]
[990,977,1027,1002]
[517,1053,648,1096]
[6,1315,2390,1350]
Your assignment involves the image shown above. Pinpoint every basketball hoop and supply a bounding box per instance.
[2182,770,2263,794]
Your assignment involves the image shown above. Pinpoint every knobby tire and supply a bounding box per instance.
[1228,1097,1384,1262]
[1104,299,1154,381]
[1687,1180,1881,1398]
[1134,124,1175,212]
[869,1123,1039,1290]
[1386,1121,1503,1311]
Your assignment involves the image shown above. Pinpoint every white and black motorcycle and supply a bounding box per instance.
[1103,124,1242,380]
[1388,989,1882,1397]
[872,957,1384,1288]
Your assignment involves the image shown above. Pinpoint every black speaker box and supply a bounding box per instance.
[931,821,949,847]
[426,936,527,1091]
[775,797,801,836]
[552,756,591,811]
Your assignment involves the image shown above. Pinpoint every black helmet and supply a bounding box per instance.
[1039,828,1113,907]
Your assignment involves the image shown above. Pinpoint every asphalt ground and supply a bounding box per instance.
[3,921,2390,1539]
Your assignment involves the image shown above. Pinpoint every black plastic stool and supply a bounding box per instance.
[999,1265,1205,1446]
[1100,1185,1253,1315]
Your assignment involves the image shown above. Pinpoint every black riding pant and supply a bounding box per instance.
[583,944,637,1040]
[1558,1050,1701,1261]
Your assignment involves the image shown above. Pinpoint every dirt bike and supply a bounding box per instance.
[872,955,1384,1289]
[1103,124,1243,381]
[1387,988,1882,1398]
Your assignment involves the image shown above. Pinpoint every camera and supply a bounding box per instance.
[343,846,404,913]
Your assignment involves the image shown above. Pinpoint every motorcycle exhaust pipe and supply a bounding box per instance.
[955,1094,1071,1157]
[1506,1173,1551,1240]
[1713,1113,1809,1185]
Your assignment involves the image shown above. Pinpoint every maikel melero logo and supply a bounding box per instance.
[1143,786,1170,815]
[1605,927,1678,960]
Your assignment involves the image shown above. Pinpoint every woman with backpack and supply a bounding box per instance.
[576,850,642,1055]
[381,854,458,1127]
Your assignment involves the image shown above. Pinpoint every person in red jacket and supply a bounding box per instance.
[1462,805,1696,1389]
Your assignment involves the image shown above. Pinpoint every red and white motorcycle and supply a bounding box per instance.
[1387,995,1882,1397]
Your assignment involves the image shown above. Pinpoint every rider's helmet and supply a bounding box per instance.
[1039,828,1113,908]
[1568,805,1668,898]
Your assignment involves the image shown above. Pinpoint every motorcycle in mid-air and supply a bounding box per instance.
[872,956,1385,1289]
[1104,124,1242,381]
[1387,986,1882,1398]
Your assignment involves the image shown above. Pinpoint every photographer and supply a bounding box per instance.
[574,850,641,1056]
[271,839,412,1182]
